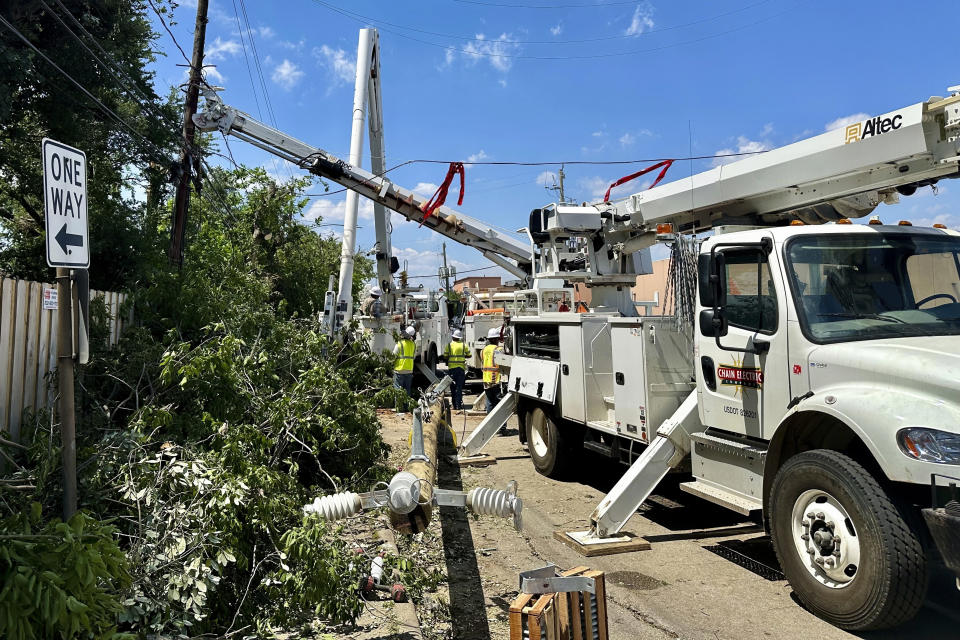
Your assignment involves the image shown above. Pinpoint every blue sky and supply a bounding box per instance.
[150,0,960,284]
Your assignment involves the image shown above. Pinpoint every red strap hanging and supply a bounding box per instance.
[420,162,465,224]
[603,159,674,202]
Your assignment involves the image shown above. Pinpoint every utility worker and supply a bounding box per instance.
[361,286,384,317]
[444,329,467,410]
[393,326,416,397]
[481,327,503,413]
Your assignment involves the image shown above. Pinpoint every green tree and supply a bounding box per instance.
[0,0,179,290]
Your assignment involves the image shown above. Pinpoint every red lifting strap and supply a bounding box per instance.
[420,162,465,224]
[603,159,674,202]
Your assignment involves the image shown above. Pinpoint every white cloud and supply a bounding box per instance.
[619,133,635,147]
[825,112,870,132]
[459,33,521,74]
[393,247,442,278]
[550,23,563,36]
[760,122,774,137]
[304,196,375,224]
[206,37,241,60]
[592,130,605,138]
[202,66,225,84]
[313,45,356,87]
[626,3,655,36]
[712,136,771,167]
[536,170,557,186]
[257,26,275,39]
[272,59,304,90]
[412,182,440,198]
[498,78,508,88]
[467,150,488,164]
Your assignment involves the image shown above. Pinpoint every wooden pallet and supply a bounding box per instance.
[509,567,608,640]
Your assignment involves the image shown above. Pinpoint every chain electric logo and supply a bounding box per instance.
[844,114,903,145]
[717,363,764,390]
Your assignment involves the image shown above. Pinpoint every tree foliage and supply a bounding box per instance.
[0,0,179,289]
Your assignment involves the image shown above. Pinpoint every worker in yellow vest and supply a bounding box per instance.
[481,327,503,413]
[393,326,417,397]
[443,329,467,410]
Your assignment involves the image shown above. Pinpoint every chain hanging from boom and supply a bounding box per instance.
[662,233,699,340]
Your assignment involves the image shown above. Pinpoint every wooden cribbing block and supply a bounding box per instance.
[509,566,608,640]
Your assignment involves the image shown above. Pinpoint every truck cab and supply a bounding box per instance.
[692,222,960,629]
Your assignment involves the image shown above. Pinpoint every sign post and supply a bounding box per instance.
[43,138,89,519]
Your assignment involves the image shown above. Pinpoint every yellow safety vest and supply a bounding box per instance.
[394,339,415,373]
[445,340,466,369]
[481,343,501,384]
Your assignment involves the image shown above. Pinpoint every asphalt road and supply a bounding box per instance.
[391,378,960,640]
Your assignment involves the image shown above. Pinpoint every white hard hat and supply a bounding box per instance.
[370,286,382,297]
[405,326,416,337]
[487,327,501,340]
[452,329,463,340]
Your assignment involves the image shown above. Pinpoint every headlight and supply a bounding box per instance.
[897,427,960,464]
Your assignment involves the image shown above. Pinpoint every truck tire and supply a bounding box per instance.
[769,449,926,631]
[525,407,575,479]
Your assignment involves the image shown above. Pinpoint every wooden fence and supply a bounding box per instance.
[0,277,129,443]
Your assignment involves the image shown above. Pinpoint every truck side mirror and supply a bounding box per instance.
[697,251,727,308]
[699,308,728,338]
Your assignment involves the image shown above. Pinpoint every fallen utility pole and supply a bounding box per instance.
[305,376,523,533]
[169,0,209,266]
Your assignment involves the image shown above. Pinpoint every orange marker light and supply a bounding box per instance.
[836,218,852,225]
[933,223,947,229]
[898,220,913,226]
[656,223,674,234]
[868,218,883,225]
[789,220,804,226]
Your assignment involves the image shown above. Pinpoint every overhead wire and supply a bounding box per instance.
[42,0,182,142]
[0,13,172,163]
[309,0,792,60]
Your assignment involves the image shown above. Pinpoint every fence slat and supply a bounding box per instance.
[23,282,41,413]
[35,284,52,411]
[0,279,14,433]
[9,280,28,442]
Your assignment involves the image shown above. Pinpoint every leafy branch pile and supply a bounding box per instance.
[1,164,394,638]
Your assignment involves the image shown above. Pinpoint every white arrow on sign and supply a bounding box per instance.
[42,138,90,268]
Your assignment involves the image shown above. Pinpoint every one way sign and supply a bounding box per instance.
[42,138,90,268]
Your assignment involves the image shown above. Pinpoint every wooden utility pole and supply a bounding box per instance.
[56,268,76,519]
[169,0,209,265]
[441,242,451,293]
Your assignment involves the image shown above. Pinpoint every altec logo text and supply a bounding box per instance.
[717,365,763,389]
[844,114,903,144]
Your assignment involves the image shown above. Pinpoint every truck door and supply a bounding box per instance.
[696,241,786,438]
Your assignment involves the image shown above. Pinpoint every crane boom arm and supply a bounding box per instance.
[609,94,960,241]
[193,89,533,277]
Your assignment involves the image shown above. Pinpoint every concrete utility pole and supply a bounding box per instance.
[335,29,376,328]
[56,269,76,518]
[169,0,209,266]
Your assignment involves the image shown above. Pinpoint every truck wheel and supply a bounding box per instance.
[525,407,574,479]
[769,449,926,631]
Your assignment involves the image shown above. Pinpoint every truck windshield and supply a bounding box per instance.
[785,232,960,343]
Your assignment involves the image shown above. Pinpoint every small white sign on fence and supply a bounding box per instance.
[42,288,57,310]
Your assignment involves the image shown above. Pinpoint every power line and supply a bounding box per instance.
[312,0,772,46]
[231,0,264,121]
[41,0,181,137]
[309,0,791,60]
[0,13,172,164]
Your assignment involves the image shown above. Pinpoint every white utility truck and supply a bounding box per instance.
[460,90,960,631]
[195,44,960,628]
